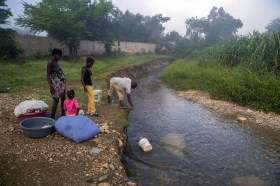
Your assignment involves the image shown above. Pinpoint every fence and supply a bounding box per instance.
[14,35,156,56]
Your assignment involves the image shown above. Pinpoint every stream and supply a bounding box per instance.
[122,68,280,186]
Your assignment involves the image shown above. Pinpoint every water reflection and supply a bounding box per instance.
[122,69,280,186]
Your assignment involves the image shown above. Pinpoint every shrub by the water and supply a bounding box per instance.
[161,60,280,113]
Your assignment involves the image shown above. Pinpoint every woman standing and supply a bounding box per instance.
[81,57,100,116]
[47,48,66,119]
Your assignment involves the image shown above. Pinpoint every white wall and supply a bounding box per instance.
[15,35,156,56]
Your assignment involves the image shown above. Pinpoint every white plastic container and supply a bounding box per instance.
[93,89,102,102]
[139,138,152,152]
[78,109,84,115]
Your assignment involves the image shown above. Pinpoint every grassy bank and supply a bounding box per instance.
[161,59,280,113]
[0,53,164,111]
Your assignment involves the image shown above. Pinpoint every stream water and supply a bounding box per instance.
[122,68,280,186]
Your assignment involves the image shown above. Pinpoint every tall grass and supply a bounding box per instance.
[220,31,280,72]
[161,60,280,113]
[160,31,280,113]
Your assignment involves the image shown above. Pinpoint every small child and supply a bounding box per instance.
[63,89,80,116]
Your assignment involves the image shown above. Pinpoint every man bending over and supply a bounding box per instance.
[107,77,137,110]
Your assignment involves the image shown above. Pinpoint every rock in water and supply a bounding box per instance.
[230,176,270,186]
[160,133,185,158]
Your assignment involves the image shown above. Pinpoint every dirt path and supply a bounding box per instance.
[0,93,135,186]
[177,90,280,131]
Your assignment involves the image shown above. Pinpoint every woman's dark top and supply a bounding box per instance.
[83,67,92,85]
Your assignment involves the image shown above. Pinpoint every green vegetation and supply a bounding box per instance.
[158,6,243,58]
[117,111,129,128]
[220,31,280,72]
[186,6,242,47]
[0,53,164,104]
[265,18,280,36]
[16,0,170,58]
[0,0,22,59]
[161,60,280,113]
[2,0,280,114]
[161,32,280,113]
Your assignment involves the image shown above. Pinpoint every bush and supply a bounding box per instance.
[0,28,23,59]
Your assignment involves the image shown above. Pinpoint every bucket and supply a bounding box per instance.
[139,138,152,152]
[17,110,47,123]
[20,117,55,138]
[94,89,102,102]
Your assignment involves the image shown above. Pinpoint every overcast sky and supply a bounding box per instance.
[5,0,280,36]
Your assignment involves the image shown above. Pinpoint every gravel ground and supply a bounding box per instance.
[0,93,135,186]
[177,90,280,131]
[0,58,171,186]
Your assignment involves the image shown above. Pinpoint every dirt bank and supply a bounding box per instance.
[0,58,172,186]
[177,90,280,131]
[107,58,172,80]
[0,99,131,186]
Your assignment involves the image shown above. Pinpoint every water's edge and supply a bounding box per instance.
[107,57,174,178]
[112,60,279,184]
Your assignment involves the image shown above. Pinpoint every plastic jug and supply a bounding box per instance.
[93,89,102,102]
[139,138,152,152]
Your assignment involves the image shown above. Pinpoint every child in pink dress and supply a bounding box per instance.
[63,89,80,116]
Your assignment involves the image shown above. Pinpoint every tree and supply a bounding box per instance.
[185,17,205,45]
[16,0,90,59]
[165,31,194,57]
[0,0,22,59]
[115,12,170,43]
[83,0,116,53]
[142,14,170,43]
[265,18,280,36]
[84,0,114,40]
[113,10,145,42]
[185,6,243,47]
[165,31,182,42]
[0,0,10,25]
